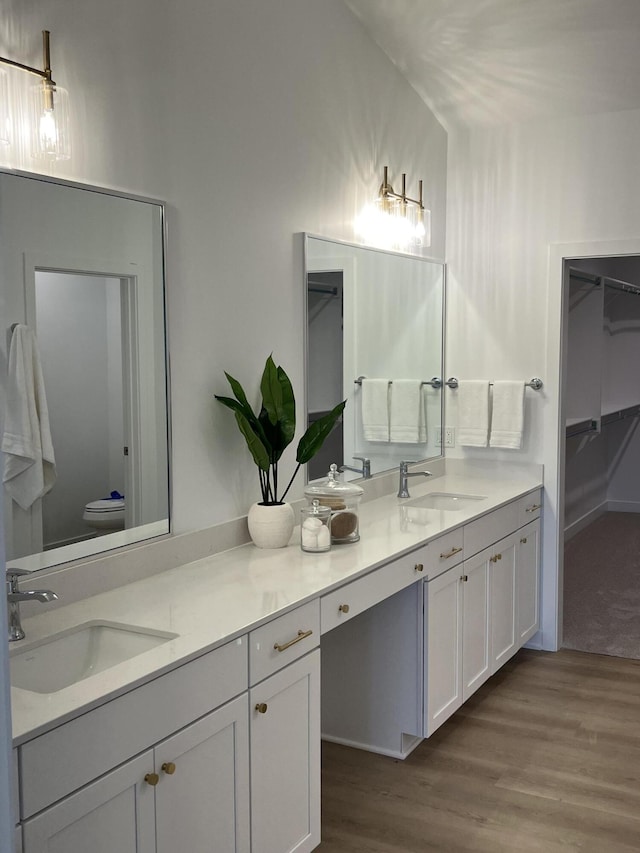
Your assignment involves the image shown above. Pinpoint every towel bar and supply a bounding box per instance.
[354,376,443,388]
[446,377,543,391]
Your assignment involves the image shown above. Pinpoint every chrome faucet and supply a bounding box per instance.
[6,568,58,642]
[397,461,432,498]
[339,456,371,479]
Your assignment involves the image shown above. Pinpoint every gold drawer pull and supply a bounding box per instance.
[440,546,463,560]
[526,504,541,512]
[520,537,528,544]
[255,702,268,714]
[460,574,468,583]
[415,563,424,572]
[273,628,313,652]
[338,603,350,614]
[161,762,176,775]
[144,772,159,787]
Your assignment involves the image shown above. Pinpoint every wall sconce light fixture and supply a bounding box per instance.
[355,166,431,251]
[0,30,71,161]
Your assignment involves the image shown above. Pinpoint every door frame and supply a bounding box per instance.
[22,251,141,544]
[544,237,640,651]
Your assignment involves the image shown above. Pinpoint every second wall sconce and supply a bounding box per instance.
[0,30,71,161]
[355,166,431,251]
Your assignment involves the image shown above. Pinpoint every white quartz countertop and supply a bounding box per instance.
[11,467,542,744]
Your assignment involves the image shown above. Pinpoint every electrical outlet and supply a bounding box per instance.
[444,427,455,447]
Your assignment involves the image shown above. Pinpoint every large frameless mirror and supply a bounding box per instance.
[1,171,170,572]
[304,234,445,481]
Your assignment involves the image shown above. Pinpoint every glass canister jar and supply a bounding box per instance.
[304,463,364,544]
[300,500,332,553]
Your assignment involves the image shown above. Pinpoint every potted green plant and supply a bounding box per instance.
[215,355,346,548]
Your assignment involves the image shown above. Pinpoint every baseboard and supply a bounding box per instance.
[607,501,640,514]
[564,502,607,542]
[321,732,422,761]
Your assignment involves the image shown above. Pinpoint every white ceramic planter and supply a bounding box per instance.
[247,501,295,549]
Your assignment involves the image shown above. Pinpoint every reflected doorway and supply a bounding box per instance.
[307,270,344,481]
[34,270,135,550]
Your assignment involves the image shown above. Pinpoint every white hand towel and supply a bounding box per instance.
[390,380,426,443]
[2,325,57,509]
[361,378,390,442]
[457,380,490,447]
[490,381,525,449]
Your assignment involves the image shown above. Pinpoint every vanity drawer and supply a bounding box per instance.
[464,502,519,558]
[518,490,542,526]
[20,636,248,819]
[321,551,424,634]
[424,530,465,580]
[249,599,320,686]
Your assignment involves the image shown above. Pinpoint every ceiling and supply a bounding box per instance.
[344,0,640,128]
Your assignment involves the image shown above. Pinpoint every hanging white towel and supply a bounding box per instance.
[490,380,525,449]
[457,380,490,447]
[2,325,57,509]
[361,378,390,442]
[390,380,426,443]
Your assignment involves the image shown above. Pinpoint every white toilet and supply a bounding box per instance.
[83,494,125,531]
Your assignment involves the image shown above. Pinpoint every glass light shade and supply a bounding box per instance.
[355,197,430,251]
[29,80,71,160]
[0,69,11,146]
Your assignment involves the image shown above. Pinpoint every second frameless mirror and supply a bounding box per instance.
[305,234,445,481]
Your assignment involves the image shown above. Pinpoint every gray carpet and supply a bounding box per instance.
[563,512,640,660]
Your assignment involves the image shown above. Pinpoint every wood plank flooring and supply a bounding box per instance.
[319,649,640,852]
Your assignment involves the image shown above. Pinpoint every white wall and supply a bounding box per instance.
[0,0,447,532]
[446,108,640,648]
[1,1,448,829]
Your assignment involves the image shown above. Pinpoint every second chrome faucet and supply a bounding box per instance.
[397,461,432,498]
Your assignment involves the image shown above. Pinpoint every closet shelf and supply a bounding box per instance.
[566,418,599,439]
[601,403,640,427]
[565,404,640,437]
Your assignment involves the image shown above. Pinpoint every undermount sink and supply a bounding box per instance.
[10,620,178,694]
[406,492,488,511]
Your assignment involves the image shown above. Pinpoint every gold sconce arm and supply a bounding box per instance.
[0,31,55,84]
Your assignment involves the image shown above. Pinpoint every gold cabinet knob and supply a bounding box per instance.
[338,603,350,613]
[144,772,160,787]
[520,537,528,544]
[497,553,502,560]
[415,563,424,572]
[161,762,176,775]
[255,702,268,714]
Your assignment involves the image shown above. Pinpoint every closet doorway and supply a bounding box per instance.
[561,255,640,659]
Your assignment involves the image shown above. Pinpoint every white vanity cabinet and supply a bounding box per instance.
[19,638,250,853]
[517,518,541,645]
[425,491,541,736]
[248,601,321,853]
[425,542,492,735]
[23,698,252,853]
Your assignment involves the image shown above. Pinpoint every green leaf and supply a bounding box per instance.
[224,371,252,412]
[234,410,270,471]
[296,400,346,464]
[214,394,251,419]
[260,356,283,426]
[276,365,296,446]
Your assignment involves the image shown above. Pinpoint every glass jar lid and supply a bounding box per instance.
[304,463,364,501]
